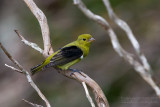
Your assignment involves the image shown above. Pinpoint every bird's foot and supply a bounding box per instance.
[68,68,86,78]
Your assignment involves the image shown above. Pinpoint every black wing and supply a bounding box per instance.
[44,46,83,68]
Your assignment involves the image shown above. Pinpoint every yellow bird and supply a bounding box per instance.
[31,34,95,75]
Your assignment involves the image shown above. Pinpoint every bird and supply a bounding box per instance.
[30,34,95,75]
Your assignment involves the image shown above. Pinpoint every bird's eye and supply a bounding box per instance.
[83,38,86,41]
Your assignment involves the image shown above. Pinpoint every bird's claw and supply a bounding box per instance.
[69,68,86,78]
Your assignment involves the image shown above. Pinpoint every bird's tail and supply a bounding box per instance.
[30,61,45,75]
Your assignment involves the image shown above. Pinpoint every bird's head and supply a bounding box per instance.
[77,34,95,47]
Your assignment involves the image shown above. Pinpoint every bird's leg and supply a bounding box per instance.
[68,68,86,78]
[69,68,81,75]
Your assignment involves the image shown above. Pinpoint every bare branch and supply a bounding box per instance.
[0,43,51,107]
[73,0,109,30]
[23,0,53,57]
[73,0,160,99]
[5,64,23,73]
[25,72,51,107]
[102,0,140,52]
[82,82,95,107]
[15,30,43,54]
[102,0,152,73]
[57,69,110,107]
[22,99,43,107]
[0,42,23,70]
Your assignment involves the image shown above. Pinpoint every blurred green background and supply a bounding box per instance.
[0,0,160,107]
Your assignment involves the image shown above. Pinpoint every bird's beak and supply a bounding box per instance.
[88,37,95,42]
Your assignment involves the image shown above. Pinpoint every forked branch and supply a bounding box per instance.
[23,0,53,57]
[73,0,160,98]
[0,43,51,107]
[82,82,95,107]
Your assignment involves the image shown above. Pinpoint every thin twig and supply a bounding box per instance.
[82,82,95,107]
[15,30,43,54]
[22,99,43,107]
[5,64,23,73]
[73,0,160,99]
[23,0,54,57]
[0,42,23,70]
[0,43,51,107]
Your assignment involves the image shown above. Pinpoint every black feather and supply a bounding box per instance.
[30,61,45,75]
[61,46,83,58]
[43,46,83,68]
